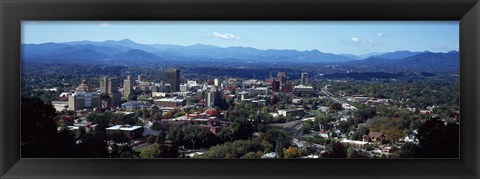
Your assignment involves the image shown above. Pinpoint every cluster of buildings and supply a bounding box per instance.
[52,69,324,152]
[52,69,316,117]
[51,68,183,112]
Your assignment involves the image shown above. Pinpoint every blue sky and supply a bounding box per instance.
[22,21,458,55]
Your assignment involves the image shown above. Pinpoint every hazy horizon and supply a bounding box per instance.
[21,38,459,58]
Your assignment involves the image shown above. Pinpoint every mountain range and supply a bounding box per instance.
[21,39,459,72]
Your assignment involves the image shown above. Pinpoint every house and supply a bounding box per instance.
[363,132,385,144]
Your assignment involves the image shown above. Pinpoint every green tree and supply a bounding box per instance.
[140,144,160,159]
[241,152,258,159]
[156,130,166,144]
[301,121,312,134]
[182,125,208,150]
[275,141,284,158]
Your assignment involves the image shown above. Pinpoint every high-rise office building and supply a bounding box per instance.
[276,72,287,86]
[301,72,308,85]
[123,75,132,98]
[99,76,121,107]
[108,78,119,93]
[100,76,109,94]
[272,79,280,92]
[206,88,223,108]
[164,69,180,92]
[206,90,216,108]
[101,76,120,93]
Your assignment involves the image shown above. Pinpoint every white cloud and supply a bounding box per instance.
[100,22,111,27]
[376,32,384,37]
[212,32,240,40]
[342,37,379,48]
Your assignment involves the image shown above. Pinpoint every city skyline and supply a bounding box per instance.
[22,21,459,55]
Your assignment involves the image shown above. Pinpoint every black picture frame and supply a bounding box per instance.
[1,0,479,178]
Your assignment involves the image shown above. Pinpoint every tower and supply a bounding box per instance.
[137,74,143,83]
[301,72,308,85]
[100,76,109,94]
[164,69,180,92]
[276,72,287,86]
[99,76,121,108]
[123,75,132,98]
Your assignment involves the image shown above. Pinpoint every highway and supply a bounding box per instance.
[319,86,357,111]
[282,120,304,132]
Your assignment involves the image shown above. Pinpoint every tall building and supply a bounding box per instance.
[301,72,308,85]
[99,76,121,107]
[137,74,143,83]
[272,79,280,92]
[100,76,119,94]
[108,78,119,93]
[123,75,132,98]
[164,69,180,92]
[100,76,109,94]
[206,88,223,108]
[214,78,220,87]
[68,79,101,111]
[206,90,216,108]
[276,72,287,86]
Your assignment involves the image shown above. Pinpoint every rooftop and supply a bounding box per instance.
[278,108,305,112]
[154,97,184,102]
[75,79,94,93]
[106,125,143,131]
[294,85,313,89]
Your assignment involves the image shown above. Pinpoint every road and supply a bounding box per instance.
[319,86,357,111]
[282,120,304,132]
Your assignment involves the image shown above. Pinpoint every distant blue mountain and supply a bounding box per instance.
[339,54,363,60]
[369,50,424,60]
[396,51,459,69]
[23,39,361,64]
[345,51,459,72]
[65,39,161,53]
[356,52,385,59]
[109,49,165,64]
[21,39,459,71]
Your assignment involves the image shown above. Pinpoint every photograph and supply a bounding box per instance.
[21,21,459,159]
